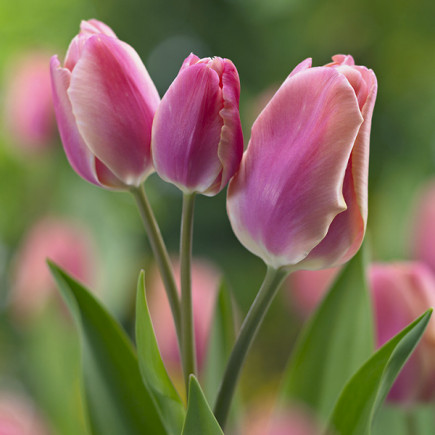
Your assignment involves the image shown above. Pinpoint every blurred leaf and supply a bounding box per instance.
[281,246,374,419]
[202,280,236,406]
[49,262,167,435]
[328,309,432,435]
[182,376,223,435]
[135,270,185,435]
[24,303,89,435]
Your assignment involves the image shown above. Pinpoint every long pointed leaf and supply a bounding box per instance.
[182,376,224,435]
[281,246,374,419]
[329,309,432,435]
[49,262,167,435]
[202,280,236,406]
[135,271,185,435]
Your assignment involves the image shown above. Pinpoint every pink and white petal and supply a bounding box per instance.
[68,35,159,186]
[50,56,100,186]
[80,19,117,38]
[94,158,126,189]
[228,67,363,269]
[152,63,223,193]
[297,159,365,270]
[289,57,312,78]
[208,59,243,195]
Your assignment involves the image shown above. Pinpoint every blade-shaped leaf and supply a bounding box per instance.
[328,309,432,435]
[135,271,185,435]
[182,376,224,435]
[281,246,374,419]
[202,280,236,406]
[49,262,167,435]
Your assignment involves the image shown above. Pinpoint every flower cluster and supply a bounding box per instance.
[52,19,377,272]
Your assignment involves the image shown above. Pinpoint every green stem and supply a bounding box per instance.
[405,409,417,435]
[180,192,197,394]
[213,266,288,429]
[130,185,181,347]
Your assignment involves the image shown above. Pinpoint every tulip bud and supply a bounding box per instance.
[11,217,96,320]
[151,54,243,196]
[370,262,435,403]
[410,180,435,273]
[50,19,160,189]
[4,51,55,152]
[147,258,220,371]
[227,55,377,270]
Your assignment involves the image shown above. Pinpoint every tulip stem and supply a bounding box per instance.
[213,266,289,429]
[130,184,182,347]
[180,192,197,396]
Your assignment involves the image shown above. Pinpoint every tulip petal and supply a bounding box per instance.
[68,34,159,186]
[228,67,363,268]
[152,63,224,193]
[208,59,243,195]
[289,57,312,78]
[50,56,100,186]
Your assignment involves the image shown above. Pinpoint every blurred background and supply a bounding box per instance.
[1,0,435,433]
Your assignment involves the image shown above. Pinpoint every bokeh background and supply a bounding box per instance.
[1,0,435,433]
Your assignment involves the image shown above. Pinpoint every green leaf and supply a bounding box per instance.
[281,246,374,419]
[49,262,167,435]
[328,309,432,435]
[135,271,185,435]
[202,280,236,406]
[182,376,224,435]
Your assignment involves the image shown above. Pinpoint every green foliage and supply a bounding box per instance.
[281,246,374,420]
[202,280,236,406]
[182,376,224,435]
[49,262,167,435]
[329,309,432,435]
[135,271,185,435]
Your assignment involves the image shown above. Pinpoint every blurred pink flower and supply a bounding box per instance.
[287,267,341,316]
[241,403,319,435]
[4,51,55,151]
[147,259,220,371]
[0,392,50,435]
[370,262,435,403]
[410,180,435,273]
[11,217,96,319]
[289,262,435,403]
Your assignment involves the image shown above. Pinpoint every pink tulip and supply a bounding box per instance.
[410,180,435,273]
[147,259,220,370]
[50,19,160,189]
[151,54,243,196]
[227,55,377,270]
[0,392,50,435]
[4,52,55,151]
[370,262,435,403]
[11,217,95,319]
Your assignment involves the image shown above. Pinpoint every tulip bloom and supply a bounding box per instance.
[227,55,377,270]
[411,180,435,273]
[4,51,55,151]
[11,217,96,319]
[371,262,435,403]
[147,259,220,371]
[50,19,160,189]
[152,54,243,196]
